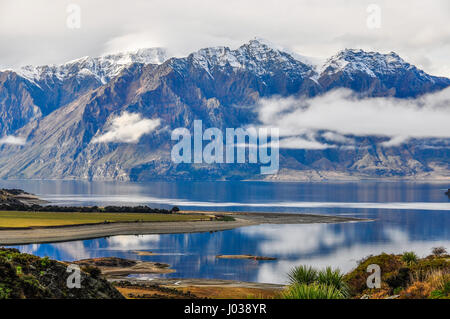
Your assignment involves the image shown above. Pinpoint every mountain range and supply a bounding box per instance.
[0,39,449,181]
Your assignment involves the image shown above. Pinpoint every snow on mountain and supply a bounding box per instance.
[320,49,430,79]
[250,37,324,69]
[1,40,450,181]
[13,47,170,85]
[5,41,444,91]
[187,39,315,78]
[185,40,437,88]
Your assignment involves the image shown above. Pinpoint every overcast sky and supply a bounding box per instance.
[1,0,449,77]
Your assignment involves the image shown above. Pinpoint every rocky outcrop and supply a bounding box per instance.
[0,48,170,135]
[0,248,124,299]
[0,188,47,209]
[73,257,174,276]
[0,71,42,135]
[318,49,450,98]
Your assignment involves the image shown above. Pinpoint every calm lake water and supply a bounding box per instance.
[1,180,449,284]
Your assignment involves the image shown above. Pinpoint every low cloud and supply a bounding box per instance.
[279,137,331,150]
[92,112,160,143]
[380,136,410,147]
[257,88,450,149]
[322,132,355,145]
[0,135,26,145]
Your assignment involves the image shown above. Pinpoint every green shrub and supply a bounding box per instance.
[393,287,403,295]
[402,252,418,265]
[216,215,235,222]
[430,290,446,299]
[0,284,12,299]
[287,265,318,285]
[344,253,403,295]
[429,282,450,299]
[385,267,411,290]
[171,206,180,213]
[443,281,450,295]
[431,247,447,256]
[40,257,50,268]
[281,283,344,299]
[21,275,46,297]
[317,267,350,297]
[412,257,449,273]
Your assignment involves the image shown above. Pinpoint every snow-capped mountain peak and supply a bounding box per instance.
[320,48,419,78]
[15,47,170,85]
[187,38,314,78]
[99,47,169,68]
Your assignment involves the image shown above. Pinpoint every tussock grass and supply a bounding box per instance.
[281,283,344,299]
[284,265,349,299]
[317,267,350,297]
[402,251,418,265]
[287,265,318,285]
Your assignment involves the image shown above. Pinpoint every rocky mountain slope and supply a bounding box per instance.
[0,248,124,299]
[0,40,449,181]
[0,48,169,135]
[318,49,450,98]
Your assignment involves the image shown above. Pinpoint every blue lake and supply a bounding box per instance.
[1,180,449,284]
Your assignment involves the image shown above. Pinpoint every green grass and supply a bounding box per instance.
[316,267,350,297]
[287,265,318,285]
[0,211,209,228]
[281,283,345,299]
[285,265,350,299]
[402,251,418,265]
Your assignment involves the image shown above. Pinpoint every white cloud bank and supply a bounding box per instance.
[278,137,332,150]
[257,88,450,149]
[92,112,160,143]
[0,135,26,145]
[1,1,449,78]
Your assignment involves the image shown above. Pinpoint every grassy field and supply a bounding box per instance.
[0,211,210,228]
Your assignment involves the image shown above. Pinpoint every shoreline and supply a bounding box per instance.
[111,277,286,299]
[1,178,449,183]
[110,277,286,290]
[107,278,286,299]
[0,211,369,245]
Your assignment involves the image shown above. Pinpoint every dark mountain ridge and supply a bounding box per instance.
[0,40,449,181]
